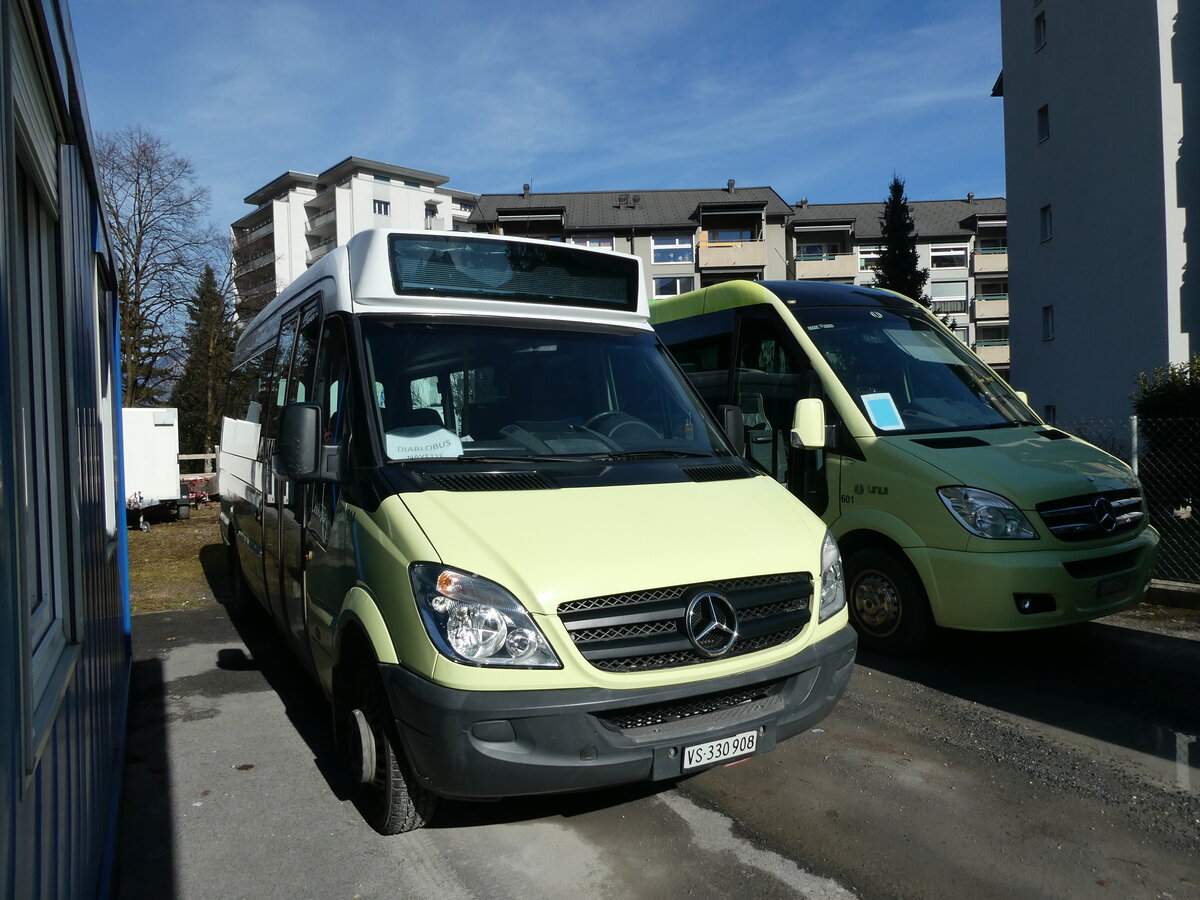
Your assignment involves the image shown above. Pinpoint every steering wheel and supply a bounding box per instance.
[584,411,661,444]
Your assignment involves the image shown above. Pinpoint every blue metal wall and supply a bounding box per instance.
[0,0,130,896]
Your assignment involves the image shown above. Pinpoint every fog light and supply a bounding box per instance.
[1014,594,1056,615]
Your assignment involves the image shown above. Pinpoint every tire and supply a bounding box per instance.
[341,664,437,835]
[844,547,934,654]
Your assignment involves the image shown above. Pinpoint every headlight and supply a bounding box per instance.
[937,486,1038,540]
[410,565,560,668]
[819,530,846,621]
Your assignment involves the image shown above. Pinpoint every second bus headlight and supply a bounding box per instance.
[938,486,1038,540]
[410,564,561,668]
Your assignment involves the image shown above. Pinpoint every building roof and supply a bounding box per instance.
[791,197,1007,240]
[470,186,793,231]
[242,170,319,207]
[316,156,450,189]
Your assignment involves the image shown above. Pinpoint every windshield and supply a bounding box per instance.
[789,305,1035,435]
[359,319,729,461]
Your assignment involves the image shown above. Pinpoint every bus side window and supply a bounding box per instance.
[310,318,349,544]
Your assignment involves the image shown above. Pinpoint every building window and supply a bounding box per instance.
[706,228,752,244]
[795,242,839,261]
[404,181,420,189]
[1042,305,1055,340]
[1037,104,1050,142]
[976,324,1009,344]
[373,199,391,216]
[978,235,1008,253]
[652,234,694,264]
[930,245,969,268]
[977,279,1008,299]
[930,281,968,314]
[424,206,436,218]
[569,235,614,251]
[374,174,390,183]
[1039,204,1053,242]
[858,245,883,272]
[1034,11,1046,49]
[654,276,695,298]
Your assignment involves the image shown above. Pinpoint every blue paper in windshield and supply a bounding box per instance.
[862,393,905,431]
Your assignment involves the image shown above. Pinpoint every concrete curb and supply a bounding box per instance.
[1146,579,1200,610]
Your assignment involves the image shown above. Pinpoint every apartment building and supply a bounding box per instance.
[231,157,479,315]
[996,0,1194,422]
[790,198,1012,378]
[468,182,794,299]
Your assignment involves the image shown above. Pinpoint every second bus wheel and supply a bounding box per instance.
[844,547,934,654]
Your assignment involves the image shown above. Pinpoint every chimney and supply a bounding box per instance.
[967,192,975,203]
[798,197,808,208]
[727,179,736,193]
[522,183,531,198]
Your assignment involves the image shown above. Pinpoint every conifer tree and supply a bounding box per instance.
[873,175,930,306]
[170,266,235,455]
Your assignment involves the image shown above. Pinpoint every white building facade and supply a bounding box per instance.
[997,0,1194,422]
[231,157,478,315]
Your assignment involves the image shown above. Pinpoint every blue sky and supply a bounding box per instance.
[70,0,1005,231]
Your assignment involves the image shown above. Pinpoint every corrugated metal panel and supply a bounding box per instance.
[2,2,131,898]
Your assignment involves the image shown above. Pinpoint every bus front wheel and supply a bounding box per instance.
[844,547,934,654]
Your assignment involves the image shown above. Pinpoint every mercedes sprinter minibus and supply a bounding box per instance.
[219,233,856,833]
[652,280,1158,653]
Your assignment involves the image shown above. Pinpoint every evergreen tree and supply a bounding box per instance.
[872,175,930,306]
[170,266,235,455]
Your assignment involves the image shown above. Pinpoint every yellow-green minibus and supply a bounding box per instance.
[652,280,1158,653]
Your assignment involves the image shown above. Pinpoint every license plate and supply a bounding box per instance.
[1097,574,1130,597]
[682,730,758,771]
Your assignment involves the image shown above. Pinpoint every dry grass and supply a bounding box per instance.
[126,503,225,613]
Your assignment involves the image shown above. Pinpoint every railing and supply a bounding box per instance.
[975,247,1009,254]
[974,292,1009,301]
[237,251,275,274]
[305,210,336,233]
[234,220,274,248]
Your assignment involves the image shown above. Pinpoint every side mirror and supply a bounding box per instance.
[1015,390,1030,405]
[718,403,746,457]
[790,398,826,450]
[277,402,337,482]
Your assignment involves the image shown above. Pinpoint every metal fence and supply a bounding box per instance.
[1065,416,1199,585]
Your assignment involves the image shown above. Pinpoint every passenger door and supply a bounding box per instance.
[261,312,300,626]
[272,303,320,662]
[733,307,830,515]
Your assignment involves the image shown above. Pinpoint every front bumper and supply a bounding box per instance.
[379,624,857,800]
[915,527,1160,631]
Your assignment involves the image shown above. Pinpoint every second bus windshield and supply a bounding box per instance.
[790,305,1034,435]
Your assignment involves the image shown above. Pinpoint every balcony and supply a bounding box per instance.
[793,253,857,280]
[972,249,1009,274]
[236,251,275,276]
[306,239,335,265]
[973,341,1010,366]
[973,293,1009,319]
[233,219,274,251]
[424,216,447,231]
[305,209,336,235]
[698,239,767,270]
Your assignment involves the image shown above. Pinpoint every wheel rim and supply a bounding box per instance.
[852,569,903,637]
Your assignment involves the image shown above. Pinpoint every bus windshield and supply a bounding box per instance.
[788,305,1036,435]
[360,319,729,461]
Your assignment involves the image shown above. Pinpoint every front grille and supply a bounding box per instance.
[558,572,812,673]
[1036,488,1145,542]
[1062,548,1142,579]
[598,678,784,730]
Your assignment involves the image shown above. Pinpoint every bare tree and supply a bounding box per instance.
[96,125,218,406]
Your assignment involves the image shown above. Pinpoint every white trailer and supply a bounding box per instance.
[122,407,187,530]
